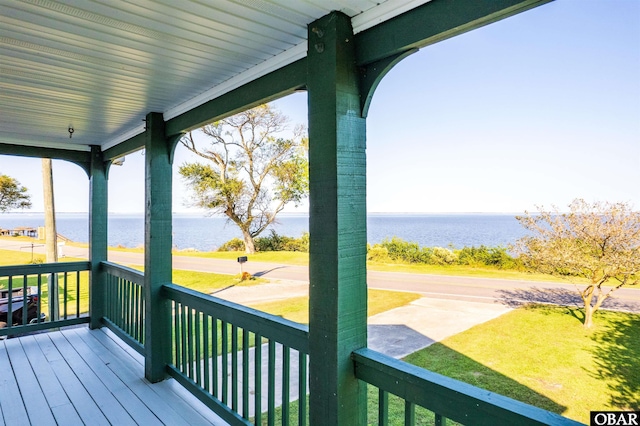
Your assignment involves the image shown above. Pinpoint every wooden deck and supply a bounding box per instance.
[0,327,227,425]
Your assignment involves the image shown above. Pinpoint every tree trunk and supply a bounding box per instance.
[583,303,595,328]
[42,158,59,320]
[581,283,600,328]
[242,230,256,254]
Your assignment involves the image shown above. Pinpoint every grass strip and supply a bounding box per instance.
[247,289,421,324]
[403,305,640,424]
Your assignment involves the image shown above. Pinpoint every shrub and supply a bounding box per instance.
[379,237,432,263]
[367,245,389,262]
[431,247,458,265]
[254,230,309,252]
[456,245,516,269]
[218,238,245,251]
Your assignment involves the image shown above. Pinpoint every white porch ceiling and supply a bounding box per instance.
[1,0,430,152]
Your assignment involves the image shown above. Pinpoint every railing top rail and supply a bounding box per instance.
[163,283,309,353]
[101,261,144,283]
[0,261,90,276]
[352,348,583,426]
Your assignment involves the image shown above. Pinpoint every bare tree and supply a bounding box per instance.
[179,104,308,253]
[0,174,31,212]
[514,199,640,327]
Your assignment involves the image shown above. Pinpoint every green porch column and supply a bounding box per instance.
[89,146,107,329]
[144,112,173,382]
[307,12,368,425]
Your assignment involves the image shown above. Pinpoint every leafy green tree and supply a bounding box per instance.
[179,104,308,253]
[514,199,640,327]
[0,174,31,212]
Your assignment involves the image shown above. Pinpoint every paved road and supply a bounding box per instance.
[3,239,639,312]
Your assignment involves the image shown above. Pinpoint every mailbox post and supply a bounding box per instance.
[237,256,248,274]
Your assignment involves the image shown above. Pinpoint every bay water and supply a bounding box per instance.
[0,212,527,252]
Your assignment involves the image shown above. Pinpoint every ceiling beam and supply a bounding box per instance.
[165,59,307,137]
[355,0,552,66]
[0,143,91,175]
[103,132,145,162]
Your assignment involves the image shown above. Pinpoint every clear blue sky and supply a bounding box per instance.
[1,0,638,214]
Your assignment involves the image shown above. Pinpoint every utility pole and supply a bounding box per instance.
[42,158,59,320]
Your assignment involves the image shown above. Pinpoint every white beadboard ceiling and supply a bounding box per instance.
[0,0,430,152]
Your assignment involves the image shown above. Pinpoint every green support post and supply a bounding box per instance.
[144,112,173,382]
[307,12,368,425]
[89,146,107,329]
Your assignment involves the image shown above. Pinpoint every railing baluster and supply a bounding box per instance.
[173,301,180,368]
[379,388,389,426]
[116,277,122,326]
[231,325,238,411]
[21,274,28,325]
[213,317,219,398]
[221,320,228,405]
[268,340,275,426]
[181,304,188,375]
[282,345,290,426]
[195,311,202,386]
[299,351,307,426]
[242,328,249,419]
[75,270,80,318]
[64,272,69,320]
[7,276,13,330]
[105,274,111,320]
[187,306,194,380]
[203,313,210,394]
[139,287,145,344]
[128,279,134,336]
[254,333,262,426]
[404,401,415,426]
[435,413,447,426]
[133,280,139,341]
[37,274,42,323]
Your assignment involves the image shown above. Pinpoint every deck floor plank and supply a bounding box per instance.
[48,332,137,426]
[0,327,227,426]
[77,327,223,425]
[75,328,194,426]
[61,329,162,426]
[50,402,84,426]
[80,327,216,426]
[34,333,111,426]
[0,340,29,424]
[20,335,73,410]
[4,338,57,426]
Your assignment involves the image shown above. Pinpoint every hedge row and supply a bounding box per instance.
[368,237,518,269]
[219,233,517,269]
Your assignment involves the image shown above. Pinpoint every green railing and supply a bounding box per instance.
[102,261,145,354]
[163,283,309,426]
[0,261,90,338]
[352,348,583,426]
[0,261,585,426]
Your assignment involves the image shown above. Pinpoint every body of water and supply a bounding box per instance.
[0,212,527,252]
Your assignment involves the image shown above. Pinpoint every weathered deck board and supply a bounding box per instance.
[0,327,227,425]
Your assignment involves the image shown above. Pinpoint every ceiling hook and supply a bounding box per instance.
[68,127,74,138]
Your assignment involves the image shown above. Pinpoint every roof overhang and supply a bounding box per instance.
[1,0,551,160]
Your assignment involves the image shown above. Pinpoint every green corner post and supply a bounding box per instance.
[307,12,368,425]
[144,112,173,382]
[89,146,108,329]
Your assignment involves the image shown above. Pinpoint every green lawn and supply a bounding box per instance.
[403,305,640,424]
[247,289,421,324]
